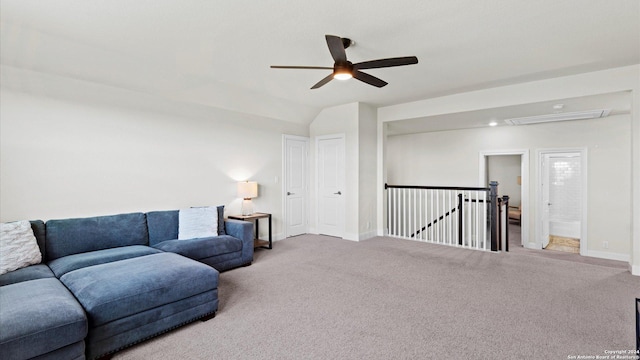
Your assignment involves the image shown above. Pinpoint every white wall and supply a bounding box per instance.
[358,103,378,239]
[487,155,521,206]
[0,67,308,241]
[386,115,632,260]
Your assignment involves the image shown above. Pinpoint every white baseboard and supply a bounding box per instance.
[584,250,630,263]
[359,231,377,241]
[631,263,640,276]
[525,242,540,250]
[343,232,359,241]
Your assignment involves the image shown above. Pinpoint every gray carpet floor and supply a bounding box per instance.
[115,234,640,359]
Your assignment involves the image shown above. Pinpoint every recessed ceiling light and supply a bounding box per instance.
[489,121,498,127]
[552,104,564,111]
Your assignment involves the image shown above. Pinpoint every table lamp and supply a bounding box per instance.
[237,181,258,215]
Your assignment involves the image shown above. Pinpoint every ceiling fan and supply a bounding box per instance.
[271,35,418,89]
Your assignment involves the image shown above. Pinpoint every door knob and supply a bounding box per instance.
[334,191,342,195]
[287,192,295,196]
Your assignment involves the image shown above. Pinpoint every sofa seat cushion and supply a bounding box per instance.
[151,235,242,261]
[48,245,162,278]
[0,278,87,360]
[0,264,54,286]
[59,252,219,327]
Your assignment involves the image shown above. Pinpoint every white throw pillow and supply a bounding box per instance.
[178,207,218,240]
[0,220,42,275]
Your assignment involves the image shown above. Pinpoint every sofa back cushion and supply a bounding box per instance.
[45,213,148,261]
[147,206,226,246]
[146,210,179,246]
[30,220,46,259]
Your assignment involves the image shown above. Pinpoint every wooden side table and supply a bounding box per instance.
[228,212,272,249]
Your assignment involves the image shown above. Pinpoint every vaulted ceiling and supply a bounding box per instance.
[1,0,638,125]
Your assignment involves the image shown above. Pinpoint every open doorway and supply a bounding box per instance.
[479,150,529,248]
[538,149,587,255]
[487,155,523,249]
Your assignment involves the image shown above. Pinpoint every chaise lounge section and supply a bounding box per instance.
[45,212,221,359]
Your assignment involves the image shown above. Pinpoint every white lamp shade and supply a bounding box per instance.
[237,181,258,199]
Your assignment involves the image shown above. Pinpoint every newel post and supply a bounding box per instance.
[502,195,510,252]
[489,181,499,252]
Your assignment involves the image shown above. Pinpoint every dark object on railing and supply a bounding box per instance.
[636,297,639,352]
[498,195,510,252]
[489,181,499,252]
[503,196,510,252]
[411,206,458,238]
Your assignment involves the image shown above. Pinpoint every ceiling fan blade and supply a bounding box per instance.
[354,56,418,70]
[271,65,333,70]
[353,70,388,88]
[311,73,334,89]
[325,35,347,63]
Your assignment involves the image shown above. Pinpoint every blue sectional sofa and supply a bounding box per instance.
[0,210,253,360]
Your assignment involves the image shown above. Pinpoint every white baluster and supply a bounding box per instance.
[388,188,392,236]
[482,191,487,250]
[403,188,407,238]
[414,189,418,239]
[419,189,423,240]
[446,190,451,245]
[475,191,480,249]
[393,188,398,237]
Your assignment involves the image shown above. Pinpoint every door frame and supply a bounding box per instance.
[282,134,309,238]
[536,148,588,255]
[315,133,346,238]
[479,149,530,248]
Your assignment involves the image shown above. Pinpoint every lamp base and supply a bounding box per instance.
[241,199,254,216]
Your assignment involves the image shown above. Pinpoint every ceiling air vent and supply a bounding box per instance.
[504,109,611,125]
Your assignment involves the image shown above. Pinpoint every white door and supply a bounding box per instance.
[283,135,308,237]
[541,155,551,248]
[316,135,345,238]
[540,151,583,249]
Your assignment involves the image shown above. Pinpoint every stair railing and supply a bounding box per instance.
[385,181,506,252]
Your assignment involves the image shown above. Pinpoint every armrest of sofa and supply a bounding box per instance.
[224,219,254,265]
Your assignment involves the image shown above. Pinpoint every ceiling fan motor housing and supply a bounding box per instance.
[333,61,354,78]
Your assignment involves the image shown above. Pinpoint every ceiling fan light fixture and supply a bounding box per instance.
[334,72,352,80]
[333,63,353,80]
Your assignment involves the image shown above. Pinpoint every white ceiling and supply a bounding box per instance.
[1,0,638,127]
